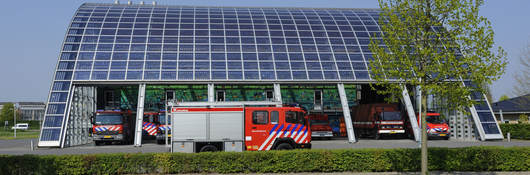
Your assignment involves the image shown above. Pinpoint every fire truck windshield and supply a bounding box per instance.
[426,115,445,124]
[311,119,328,125]
[159,114,171,124]
[286,111,306,125]
[380,112,401,121]
[95,114,122,125]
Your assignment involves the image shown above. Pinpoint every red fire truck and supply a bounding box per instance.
[169,101,311,153]
[92,110,135,145]
[352,103,405,139]
[406,112,450,140]
[308,114,333,139]
[143,111,160,140]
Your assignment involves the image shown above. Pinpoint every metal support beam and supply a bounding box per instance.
[401,86,421,142]
[273,84,282,107]
[415,86,421,115]
[337,83,356,143]
[208,83,215,102]
[134,84,146,147]
[60,85,76,148]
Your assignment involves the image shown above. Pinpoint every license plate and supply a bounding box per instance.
[390,131,396,134]
[439,134,446,136]
[104,135,112,138]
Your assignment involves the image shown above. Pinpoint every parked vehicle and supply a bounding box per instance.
[143,111,160,140]
[92,110,135,145]
[169,102,311,153]
[352,103,405,139]
[11,123,29,130]
[308,114,333,139]
[156,111,171,144]
[406,112,450,140]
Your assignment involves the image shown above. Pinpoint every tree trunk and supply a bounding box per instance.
[421,93,428,175]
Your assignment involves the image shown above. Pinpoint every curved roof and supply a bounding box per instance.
[56,3,383,82]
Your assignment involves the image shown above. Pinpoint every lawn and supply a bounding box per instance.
[0,129,40,140]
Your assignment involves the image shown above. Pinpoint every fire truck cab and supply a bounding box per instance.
[169,101,311,153]
[91,110,134,145]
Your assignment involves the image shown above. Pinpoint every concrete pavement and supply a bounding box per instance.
[0,138,529,155]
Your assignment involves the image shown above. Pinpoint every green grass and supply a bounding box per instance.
[0,129,40,140]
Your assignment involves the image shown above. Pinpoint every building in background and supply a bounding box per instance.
[0,102,46,121]
[491,94,530,123]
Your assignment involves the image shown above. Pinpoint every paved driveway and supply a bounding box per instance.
[0,138,528,155]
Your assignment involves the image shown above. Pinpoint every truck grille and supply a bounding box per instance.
[96,131,119,135]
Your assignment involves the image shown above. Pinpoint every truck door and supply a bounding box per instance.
[285,111,310,144]
[245,109,278,151]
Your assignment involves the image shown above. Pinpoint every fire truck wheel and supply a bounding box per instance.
[375,134,381,140]
[276,143,293,150]
[199,145,218,152]
[157,140,164,144]
[95,141,103,146]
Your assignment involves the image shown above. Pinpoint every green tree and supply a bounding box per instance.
[369,0,507,174]
[519,114,529,123]
[499,94,510,101]
[513,41,530,96]
[484,84,494,103]
[0,103,15,126]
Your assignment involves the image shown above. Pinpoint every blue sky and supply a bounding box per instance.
[0,0,528,102]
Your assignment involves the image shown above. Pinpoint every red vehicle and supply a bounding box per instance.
[92,110,134,145]
[156,111,171,144]
[308,114,333,139]
[406,112,450,140]
[352,103,405,139]
[169,102,311,152]
[143,112,160,140]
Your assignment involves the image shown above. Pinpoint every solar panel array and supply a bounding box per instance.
[39,3,502,146]
[60,4,383,82]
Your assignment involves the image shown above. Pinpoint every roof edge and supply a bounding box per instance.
[80,3,382,11]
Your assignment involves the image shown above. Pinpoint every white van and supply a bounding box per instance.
[12,123,29,130]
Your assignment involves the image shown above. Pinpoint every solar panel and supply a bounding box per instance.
[463,81,503,139]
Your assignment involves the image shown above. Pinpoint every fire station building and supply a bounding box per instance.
[38,2,502,148]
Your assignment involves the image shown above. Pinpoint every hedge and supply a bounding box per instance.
[0,147,529,175]
[500,123,530,140]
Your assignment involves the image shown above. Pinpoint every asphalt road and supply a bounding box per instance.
[1,138,529,155]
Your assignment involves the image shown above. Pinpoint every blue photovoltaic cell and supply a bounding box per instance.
[47,104,66,114]
[477,112,495,122]
[40,128,62,141]
[43,116,64,127]
[482,123,501,134]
